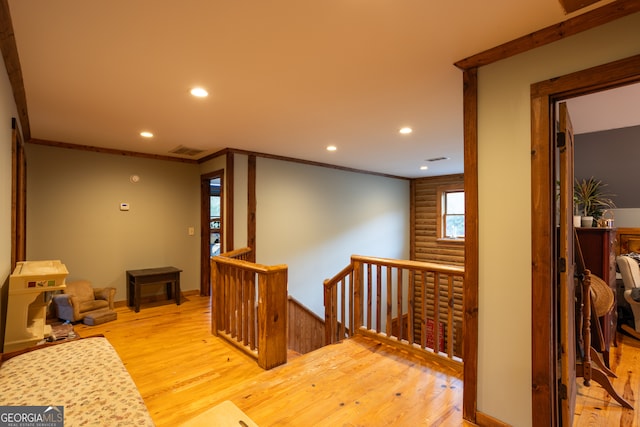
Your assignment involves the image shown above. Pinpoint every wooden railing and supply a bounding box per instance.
[324,255,464,371]
[211,248,288,370]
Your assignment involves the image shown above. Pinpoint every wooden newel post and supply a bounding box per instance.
[353,259,364,333]
[210,258,222,336]
[257,267,288,370]
[323,280,335,345]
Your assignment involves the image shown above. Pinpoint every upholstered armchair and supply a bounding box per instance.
[616,256,640,339]
[52,280,116,322]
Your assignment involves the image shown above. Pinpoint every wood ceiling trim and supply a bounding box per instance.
[213,148,411,181]
[27,138,199,164]
[0,0,30,141]
[559,0,602,13]
[455,0,640,70]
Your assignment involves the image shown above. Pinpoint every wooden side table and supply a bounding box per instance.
[126,267,182,312]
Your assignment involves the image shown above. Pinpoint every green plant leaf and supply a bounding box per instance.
[573,177,616,219]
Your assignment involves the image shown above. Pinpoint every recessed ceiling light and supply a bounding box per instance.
[399,127,413,134]
[420,165,428,170]
[140,131,154,138]
[326,145,337,152]
[190,87,208,97]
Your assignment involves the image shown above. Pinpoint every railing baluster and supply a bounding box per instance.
[408,269,415,345]
[386,266,392,337]
[339,277,345,339]
[420,271,427,350]
[396,268,403,341]
[241,270,248,346]
[232,266,239,339]
[366,263,372,331]
[249,271,256,350]
[238,269,244,343]
[349,269,354,338]
[433,272,440,353]
[335,283,340,340]
[224,266,231,334]
[376,264,382,333]
[447,274,454,357]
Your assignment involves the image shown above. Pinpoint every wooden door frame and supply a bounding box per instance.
[200,170,224,296]
[11,117,26,270]
[531,55,640,426]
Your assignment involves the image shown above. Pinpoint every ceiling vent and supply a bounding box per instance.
[169,145,205,157]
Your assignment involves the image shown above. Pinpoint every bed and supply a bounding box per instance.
[0,335,155,427]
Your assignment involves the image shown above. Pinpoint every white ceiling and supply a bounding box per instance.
[7,0,629,178]
[566,82,640,135]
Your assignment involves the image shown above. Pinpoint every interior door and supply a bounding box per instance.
[557,102,576,426]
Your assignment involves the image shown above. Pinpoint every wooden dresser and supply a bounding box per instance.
[576,227,617,366]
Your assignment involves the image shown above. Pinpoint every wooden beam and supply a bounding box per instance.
[0,0,30,140]
[225,152,235,252]
[455,0,640,70]
[462,67,479,424]
[248,155,257,263]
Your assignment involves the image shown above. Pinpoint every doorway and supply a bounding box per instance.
[200,170,224,296]
[210,178,222,257]
[531,55,640,426]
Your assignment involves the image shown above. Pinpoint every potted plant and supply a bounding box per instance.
[574,177,616,227]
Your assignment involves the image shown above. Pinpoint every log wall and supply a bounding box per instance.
[412,173,465,356]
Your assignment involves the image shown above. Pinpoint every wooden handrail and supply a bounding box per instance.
[211,248,288,370]
[214,255,287,274]
[218,247,253,260]
[350,255,464,275]
[323,261,356,288]
[324,254,464,371]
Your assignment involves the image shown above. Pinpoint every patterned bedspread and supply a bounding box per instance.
[0,336,155,427]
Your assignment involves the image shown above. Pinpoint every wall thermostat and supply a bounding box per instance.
[120,203,130,211]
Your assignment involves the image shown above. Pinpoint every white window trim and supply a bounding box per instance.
[436,184,465,243]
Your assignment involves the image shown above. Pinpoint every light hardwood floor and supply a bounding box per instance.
[74,294,469,426]
[74,294,264,426]
[74,294,640,426]
[572,332,640,426]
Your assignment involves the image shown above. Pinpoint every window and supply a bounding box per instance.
[437,185,465,241]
